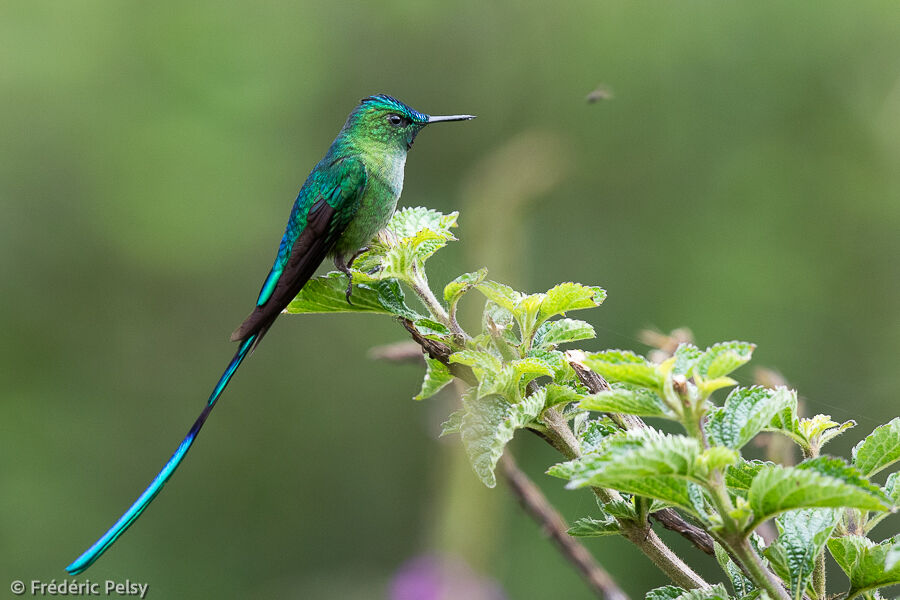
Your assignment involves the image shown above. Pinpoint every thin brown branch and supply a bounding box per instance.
[499,452,629,600]
[398,317,475,385]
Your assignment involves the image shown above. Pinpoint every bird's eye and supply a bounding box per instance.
[387,114,404,127]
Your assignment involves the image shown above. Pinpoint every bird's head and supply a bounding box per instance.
[345,94,475,152]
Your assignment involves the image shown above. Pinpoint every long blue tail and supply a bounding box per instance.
[65,335,257,575]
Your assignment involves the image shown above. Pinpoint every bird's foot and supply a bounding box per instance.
[334,256,355,305]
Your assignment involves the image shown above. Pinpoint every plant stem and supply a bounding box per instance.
[500,453,629,600]
[540,407,711,590]
[409,267,451,325]
[813,550,826,599]
[729,538,791,600]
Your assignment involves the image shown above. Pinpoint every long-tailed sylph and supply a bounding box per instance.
[66,94,474,574]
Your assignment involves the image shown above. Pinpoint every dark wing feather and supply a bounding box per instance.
[230,158,366,344]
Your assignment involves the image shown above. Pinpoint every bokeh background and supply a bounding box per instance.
[2,2,898,598]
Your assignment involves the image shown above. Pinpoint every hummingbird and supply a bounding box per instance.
[66,94,475,575]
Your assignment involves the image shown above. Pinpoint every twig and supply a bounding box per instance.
[500,452,629,600]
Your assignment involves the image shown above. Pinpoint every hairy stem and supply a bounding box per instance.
[500,453,629,600]
[729,538,791,600]
[813,550,826,599]
[409,267,451,326]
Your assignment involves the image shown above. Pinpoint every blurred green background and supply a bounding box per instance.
[2,2,898,598]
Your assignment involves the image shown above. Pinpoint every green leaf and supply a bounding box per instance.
[533,318,596,348]
[726,460,772,499]
[582,350,663,390]
[707,387,794,449]
[473,358,554,402]
[827,535,900,599]
[579,417,621,453]
[415,357,454,401]
[481,299,520,347]
[413,318,451,339]
[460,391,544,488]
[695,341,755,379]
[747,459,890,529]
[286,272,419,319]
[646,586,687,600]
[443,268,488,304]
[450,349,502,372]
[763,509,839,600]
[440,409,464,436]
[475,280,523,315]
[853,417,900,477]
[388,206,459,239]
[548,430,707,514]
[527,348,575,384]
[352,207,458,282]
[884,472,899,504]
[537,282,606,323]
[672,343,703,376]
[579,385,676,419]
[715,542,755,597]
[567,515,620,537]
[798,414,856,449]
[541,383,585,411]
[648,584,731,600]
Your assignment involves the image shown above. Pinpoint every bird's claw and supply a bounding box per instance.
[345,278,354,306]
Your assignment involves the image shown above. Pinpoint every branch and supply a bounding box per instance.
[500,452,629,600]
[397,320,711,589]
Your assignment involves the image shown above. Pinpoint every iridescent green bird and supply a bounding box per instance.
[66,94,474,575]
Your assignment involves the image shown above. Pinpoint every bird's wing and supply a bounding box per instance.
[231,156,367,343]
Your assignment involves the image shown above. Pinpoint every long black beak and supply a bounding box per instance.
[427,114,476,123]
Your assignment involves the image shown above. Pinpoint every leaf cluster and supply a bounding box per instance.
[284,208,899,600]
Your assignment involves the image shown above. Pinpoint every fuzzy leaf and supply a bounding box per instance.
[579,385,676,419]
[534,318,596,348]
[672,344,703,376]
[389,206,458,239]
[444,268,488,305]
[413,318,451,339]
[726,460,771,499]
[884,472,900,504]
[579,417,621,453]
[460,391,544,487]
[747,459,890,529]
[649,584,730,600]
[537,282,606,322]
[567,515,621,537]
[527,348,575,383]
[440,409,464,436]
[582,350,663,390]
[852,417,900,478]
[415,357,454,401]
[286,272,420,319]
[475,280,523,315]
[548,430,709,514]
[827,535,900,598]
[646,586,687,600]
[707,387,794,450]
[764,509,839,600]
[541,383,585,411]
[695,341,755,379]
